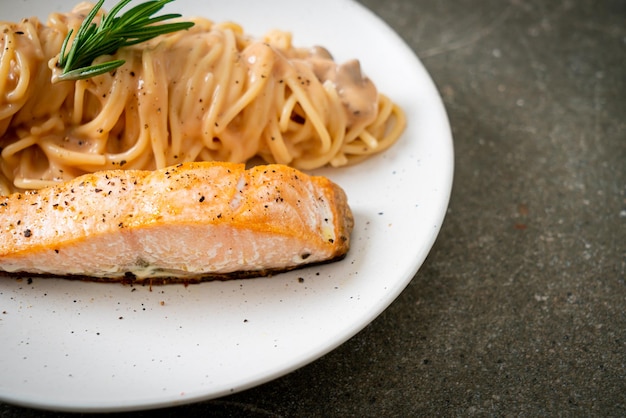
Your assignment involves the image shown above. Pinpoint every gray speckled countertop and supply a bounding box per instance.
[2,0,624,416]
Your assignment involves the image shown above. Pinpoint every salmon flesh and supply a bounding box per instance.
[0,162,353,283]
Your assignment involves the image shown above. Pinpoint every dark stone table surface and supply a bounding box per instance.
[1,0,624,416]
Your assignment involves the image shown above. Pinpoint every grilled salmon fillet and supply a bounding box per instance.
[0,162,353,283]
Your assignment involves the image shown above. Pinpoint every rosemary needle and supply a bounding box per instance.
[55,0,194,82]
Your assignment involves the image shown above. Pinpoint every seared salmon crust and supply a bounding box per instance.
[0,162,353,283]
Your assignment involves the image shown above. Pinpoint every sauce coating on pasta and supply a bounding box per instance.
[0,2,405,194]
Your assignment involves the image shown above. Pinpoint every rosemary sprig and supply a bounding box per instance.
[55,0,194,81]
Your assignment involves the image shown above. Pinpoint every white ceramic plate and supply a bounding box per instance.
[0,0,453,412]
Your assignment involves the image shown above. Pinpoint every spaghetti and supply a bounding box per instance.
[0,2,405,194]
